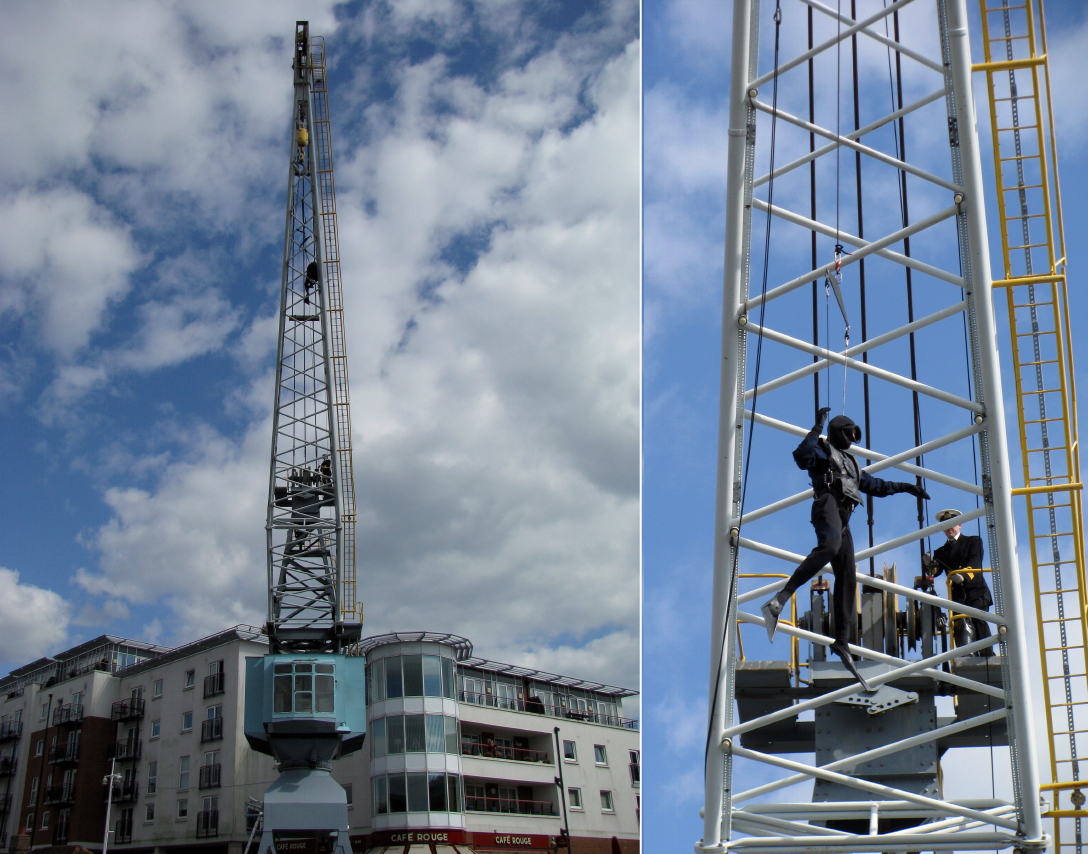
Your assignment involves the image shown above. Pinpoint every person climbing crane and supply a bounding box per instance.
[926,508,994,656]
[761,406,930,690]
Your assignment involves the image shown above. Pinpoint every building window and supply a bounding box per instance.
[39,704,48,720]
[25,815,33,833]
[147,762,157,794]
[40,810,49,830]
[563,740,577,762]
[273,662,334,714]
[153,680,163,698]
[594,745,608,765]
[344,783,352,806]
[182,712,193,732]
[184,670,195,690]
[35,740,43,757]
[179,756,190,790]
[568,788,583,810]
[71,692,83,707]
[29,778,38,806]
[151,720,161,739]
[177,799,188,819]
[629,750,640,787]
[600,790,614,812]
[373,776,387,815]
[145,803,155,822]
[374,773,461,814]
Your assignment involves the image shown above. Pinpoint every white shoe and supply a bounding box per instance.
[761,598,783,642]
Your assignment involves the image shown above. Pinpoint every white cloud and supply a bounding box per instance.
[0,568,71,663]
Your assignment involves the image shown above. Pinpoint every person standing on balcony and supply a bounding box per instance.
[761,408,929,688]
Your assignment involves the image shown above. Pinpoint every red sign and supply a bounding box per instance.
[273,830,338,854]
[472,833,553,850]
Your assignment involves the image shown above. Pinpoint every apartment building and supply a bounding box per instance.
[0,628,639,854]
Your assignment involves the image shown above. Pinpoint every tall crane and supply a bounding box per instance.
[244,22,365,854]
[976,1,1087,850]
[697,0,1051,851]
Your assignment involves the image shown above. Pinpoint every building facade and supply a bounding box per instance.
[0,629,639,854]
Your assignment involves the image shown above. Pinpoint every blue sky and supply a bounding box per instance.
[644,0,1088,848]
[0,0,639,701]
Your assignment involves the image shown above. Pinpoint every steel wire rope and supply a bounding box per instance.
[704,0,784,776]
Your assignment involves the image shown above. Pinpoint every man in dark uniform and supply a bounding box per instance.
[929,508,994,656]
[761,407,929,688]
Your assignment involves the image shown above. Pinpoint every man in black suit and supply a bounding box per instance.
[931,508,994,656]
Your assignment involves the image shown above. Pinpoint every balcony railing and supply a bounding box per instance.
[457,691,639,730]
[45,784,77,805]
[52,704,84,727]
[201,716,223,742]
[466,796,557,816]
[0,756,16,776]
[204,673,224,698]
[0,721,22,741]
[0,793,12,813]
[48,742,80,764]
[111,698,145,722]
[196,810,219,838]
[461,741,550,763]
[104,781,139,803]
[109,739,142,761]
[114,817,133,844]
[199,764,221,789]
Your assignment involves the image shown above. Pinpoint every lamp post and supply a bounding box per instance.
[552,727,571,852]
[102,757,121,854]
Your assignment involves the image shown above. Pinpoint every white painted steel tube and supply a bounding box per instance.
[700,0,753,848]
[722,833,1019,853]
[946,0,1044,844]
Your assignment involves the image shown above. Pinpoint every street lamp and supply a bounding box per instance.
[102,757,122,854]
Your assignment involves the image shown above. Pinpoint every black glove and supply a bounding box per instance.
[815,406,831,429]
[897,482,930,500]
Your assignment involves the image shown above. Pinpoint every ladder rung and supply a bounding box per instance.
[1003,183,1044,192]
[1044,645,1088,652]
[1012,302,1055,309]
[1004,213,1047,221]
[1021,387,1063,394]
[1007,242,1050,250]
[1015,330,1057,338]
[1000,154,1042,163]
[1019,360,1061,368]
[1039,588,1082,597]
[997,125,1040,132]
[1022,416,1066,424]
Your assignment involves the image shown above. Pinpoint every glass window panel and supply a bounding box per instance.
[274,664,291,674]
[447,775,461,812]
[428,773,447,811]
[373,658,385,702]
[402,655,423,697]
[386,716,404,754]
[422,656,442,697]
[441,658,455,699]
[294,674,312,693]
[388,774,406,813]
[374,775,387,815]
[295,664,312,673]
[294,691,312,714]
[425,715,444,753]
[371,717,386,758]
[444,716,458,754]
[315,676,334,713]
[404,715,426,752]
[316,664,334,674]
[274,676,292,713]
[406,773,428,812]
[385,657,402,699]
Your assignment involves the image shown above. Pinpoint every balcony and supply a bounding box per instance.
[114,817,133,845]
[0,721,22,742]
[458,691,639,730]
[111,698,145,722]
[0,793,12,814]
[109,739,142,761]
[466,796,557,816]
[201,716,223,742]
[48,743,80,764]
[52,704,84,727]
[0,756,16,776]
[45,784,77,806]
[196,810,219,838]
[104,781,139,803]
[461,741,550,763]
[199,764,221,789]
[204,673,224,698]
[52,820,68,846]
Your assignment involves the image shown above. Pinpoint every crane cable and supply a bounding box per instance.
[705,0,783,777]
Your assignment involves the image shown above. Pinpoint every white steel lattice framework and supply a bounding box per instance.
[699,0,1045,851]
[265,23,358,654]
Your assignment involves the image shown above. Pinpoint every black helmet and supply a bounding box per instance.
[827,414,861,450]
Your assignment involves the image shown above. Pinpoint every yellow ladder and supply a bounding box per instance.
[977,1,1086,846]
[310,37,360,624]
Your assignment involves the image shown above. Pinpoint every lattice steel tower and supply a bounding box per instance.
[698,0,1047,851]
[266,22,360,654]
